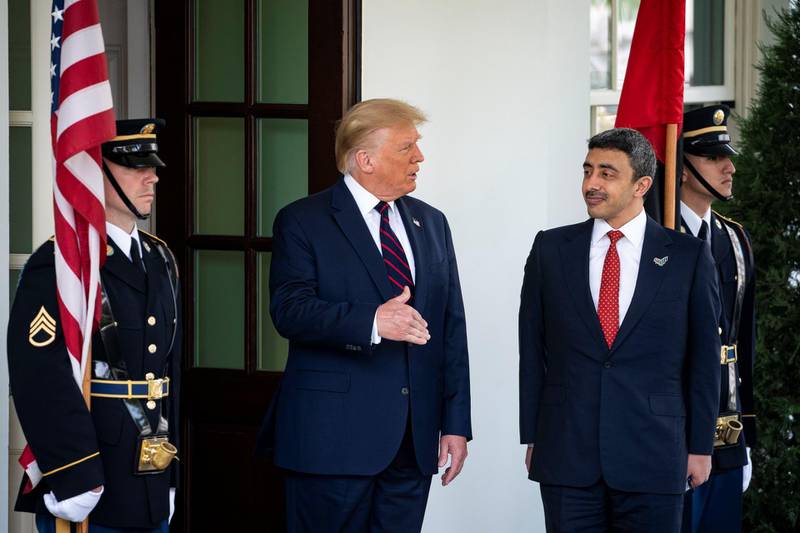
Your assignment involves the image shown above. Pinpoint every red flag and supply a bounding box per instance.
[615,0,685,162]
[19,0,115,491]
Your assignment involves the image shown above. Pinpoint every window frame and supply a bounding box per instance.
[590,0,735,109]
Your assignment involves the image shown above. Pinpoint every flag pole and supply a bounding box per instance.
[663,123,678,229]
[76,345,92,533]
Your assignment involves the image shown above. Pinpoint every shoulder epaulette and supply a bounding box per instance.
[713,210,744,231]
[139,229,169,248]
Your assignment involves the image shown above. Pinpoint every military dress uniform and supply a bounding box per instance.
[7,120,181,531]
[680,106,756,533]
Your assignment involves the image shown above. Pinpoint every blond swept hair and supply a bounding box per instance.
[335,98,427,174]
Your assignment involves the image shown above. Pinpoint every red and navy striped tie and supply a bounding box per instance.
[375,201,414,297]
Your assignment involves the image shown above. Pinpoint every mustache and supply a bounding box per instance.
[585,190,607,200]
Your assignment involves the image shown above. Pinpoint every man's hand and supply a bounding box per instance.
[524,446,533,473]
[169,487,176,523]
[742,447,752,492]
[376,287,429,345]
[687,453,712,489]
[43,486,104,523]
[438,435,468,486]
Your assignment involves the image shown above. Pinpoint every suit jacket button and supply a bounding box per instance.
[401,387,410,395]
[603,361,613,369]
[148,344,157,354]
[147,316,156,326]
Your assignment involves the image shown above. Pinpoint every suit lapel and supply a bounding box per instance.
[395,197,428,315]
[330,180,395,302]
[610,217,672,354]
[559,220,607,355]
[103,239,146,294]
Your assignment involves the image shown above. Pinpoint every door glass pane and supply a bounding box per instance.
[194,0,244,102]
[10,127,32,254]
[686,0,725,86]
[10,270,22,305]
[194,251,245,369]
[615,0,640,90]
[257,0,308,103]
[590,0,612,90]
[195,117,245,235]
[9,0,31,110]
[257,119,308,236]
[257,253,288,370]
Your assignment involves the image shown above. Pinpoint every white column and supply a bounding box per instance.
[31,0,54,245]
[0,1,12,532]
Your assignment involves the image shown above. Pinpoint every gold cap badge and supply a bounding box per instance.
[713,109,725,126]
[29,306,56,347]
[140,123,156,134]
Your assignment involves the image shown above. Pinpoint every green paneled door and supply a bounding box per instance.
[194,0,244,102]
[194,117,245,235]
[257,0,308,104]
[257,119,308,236]
[10,127,32,254]
[257,253,289,370]
[9,0,31,110]
[194,251,245,369]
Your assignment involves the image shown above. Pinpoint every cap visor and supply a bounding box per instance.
[686,143,738,157]
[124,153,166,168]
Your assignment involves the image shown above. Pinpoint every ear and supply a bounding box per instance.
[680,166,690,184]
[634,175,653,198]
[354,149,374,174]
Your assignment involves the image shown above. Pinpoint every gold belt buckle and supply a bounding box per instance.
[147,377,166,400]
[720,344,738,365]
[713,414,743,447]
[136,434,178,474]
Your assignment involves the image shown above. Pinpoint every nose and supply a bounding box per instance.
[413,144,424,163]
[725,158,736,175]
[143,168,159,184]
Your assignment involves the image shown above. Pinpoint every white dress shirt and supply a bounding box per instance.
[680,201,712,249]
[589,208,648,326]
[344,175,417,344]
[106,222,143,262]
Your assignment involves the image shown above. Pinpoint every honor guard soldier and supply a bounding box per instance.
[7,119,181,532]
[679,105,756,533]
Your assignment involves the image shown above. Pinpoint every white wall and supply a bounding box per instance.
[1,0,11,530]
[362,1,590,531]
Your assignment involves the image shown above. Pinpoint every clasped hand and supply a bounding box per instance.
[376,287,430,345]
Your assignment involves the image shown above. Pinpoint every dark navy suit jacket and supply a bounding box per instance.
[258,179,471,476]
[519,216,721,495]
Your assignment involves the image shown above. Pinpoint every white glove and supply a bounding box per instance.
[169,488,176,524]
[43,486,103,522]
[742,447,752,492]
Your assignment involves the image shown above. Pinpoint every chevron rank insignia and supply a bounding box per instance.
[653,256,669,267]
[29,306,56,347]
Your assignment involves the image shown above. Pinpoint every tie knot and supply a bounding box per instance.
[374,201,390,215]
[607,230,624,245]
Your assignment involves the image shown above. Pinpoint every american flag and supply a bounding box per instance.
[19,0,116,491]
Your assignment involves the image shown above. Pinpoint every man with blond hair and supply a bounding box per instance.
[257,99,472,532]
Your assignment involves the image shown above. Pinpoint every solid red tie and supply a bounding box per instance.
[598,230,624,348]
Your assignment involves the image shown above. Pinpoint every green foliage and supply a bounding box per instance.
[716,6,800,532]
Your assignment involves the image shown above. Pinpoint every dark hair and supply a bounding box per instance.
[588,128,657,181]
